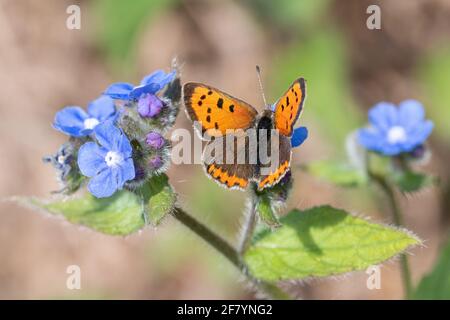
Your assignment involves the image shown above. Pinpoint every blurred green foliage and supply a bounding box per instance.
[92,0,176,73]
[243,0,330,31]
[270,31,363,150]
[187,170,246,236]
[413,237,450,299]
[304,160,367,187]
[418,47,450,142]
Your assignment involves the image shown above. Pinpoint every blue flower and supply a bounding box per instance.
[43,142,75,181]
[103,70,175,101]
[357,100,434,156]
[291,127,308,148]
[268,104,308,148]
[77,122,135,198]
[54,96,116,137]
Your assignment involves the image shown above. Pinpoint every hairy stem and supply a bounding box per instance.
[370,173,413,298]
[238,193,258,254]
[172,207,243,269]
[171,206,289,299]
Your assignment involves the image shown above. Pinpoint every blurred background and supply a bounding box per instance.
[0,0,449,299]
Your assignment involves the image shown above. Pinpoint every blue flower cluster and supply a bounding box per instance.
[46,69,179,198]
[358,100,433,157]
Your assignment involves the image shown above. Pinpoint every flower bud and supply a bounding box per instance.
[137,93,163,118]
[146,131,165,149]
[410,145,426,159]
[149,156,163,169]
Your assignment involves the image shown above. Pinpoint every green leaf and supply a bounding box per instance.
[304,160,367,187]
[139,174,176,226]
[412,237,450,300]
[244,206,419,281]
[256,193,281,228]
[393,171,436,193]
[16,174,175,235]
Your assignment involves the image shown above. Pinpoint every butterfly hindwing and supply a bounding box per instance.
[183,82,258,137]
[203,134,256,189]
[273,78,306,136]
[257,134,292,190]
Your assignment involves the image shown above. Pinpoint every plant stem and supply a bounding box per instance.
[370,173,413,298]
[171,206,290,299]
[172,207,243,269]
[238,193,258,254]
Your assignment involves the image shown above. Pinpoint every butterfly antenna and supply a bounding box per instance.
[256,65,268,108]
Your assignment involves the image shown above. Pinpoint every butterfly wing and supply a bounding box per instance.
[273,78,306,136]
[184,82,258,137]
[203,134,256,189]
[257,134,292,190]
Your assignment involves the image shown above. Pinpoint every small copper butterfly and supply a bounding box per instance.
[183,75,306,191]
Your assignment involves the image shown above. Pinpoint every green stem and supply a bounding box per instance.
[172,207,242,269]
[238,193,258,254]
[370,173,413,298]
[171,206,289,299]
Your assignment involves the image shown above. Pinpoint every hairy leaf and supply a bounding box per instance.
[16,174,175,235]
[256,193,281,228]
[139,174,176,226]
[244,206,419,281]
[393,171,436,193]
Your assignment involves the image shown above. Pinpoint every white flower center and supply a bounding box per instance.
[84,117,100,130]
[104,151,123,167]
[57,155,66,164]
[387,126,407,144]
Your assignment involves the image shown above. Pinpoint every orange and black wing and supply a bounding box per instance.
[184,82,258,138]
[257,134,292,190]
[273,78,306,136]
[203,134,256,190]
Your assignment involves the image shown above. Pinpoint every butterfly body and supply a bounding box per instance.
[183,78,306,191]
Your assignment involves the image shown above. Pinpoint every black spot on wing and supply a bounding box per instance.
[217,98,223,109]
[206,115,211,123]
[229,104,234,112]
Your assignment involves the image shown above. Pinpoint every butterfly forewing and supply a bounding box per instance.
[273,78,306,136]
[183,82,258,137]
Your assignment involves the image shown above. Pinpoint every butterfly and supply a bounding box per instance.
[183,77,306,191]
